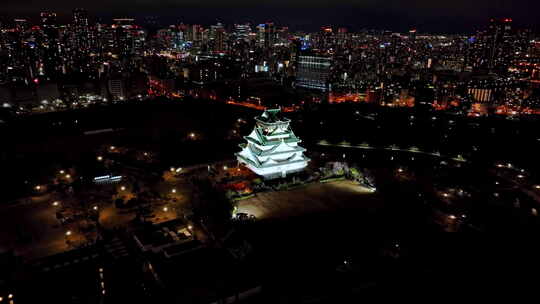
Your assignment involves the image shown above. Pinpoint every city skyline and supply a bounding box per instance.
[1,0,539,33]
[3,1,540,303]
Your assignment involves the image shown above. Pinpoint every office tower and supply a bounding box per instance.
[210,22,226,52]
[256,24,266,47]
[72,8,90,52]
[112,18,145,56]
[486,18,514,72]
[277,26,289,44]
[14,19,29,32]
[296,55,332,91]
[264,22,275,48]
[409,29,417,41]
[234,24,251,42]
[40,12,57,31]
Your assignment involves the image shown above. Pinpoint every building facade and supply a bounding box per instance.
[296,55,332,91]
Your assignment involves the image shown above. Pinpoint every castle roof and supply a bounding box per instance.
[256,108,290,124]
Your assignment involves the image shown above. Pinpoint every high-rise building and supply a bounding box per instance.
[486,18,515,72]
[236,108,309,179]
[40,12,57,31]
[264,22,275,48]
[112,18,146,56]
[256,24,266,47]
[408,29,417,41]
[187,24,202,45]
[72,8,90,52]
[254,22,277,48]
[14,19,29,32]
[108,79,126,100]
[296,55,332,91]
[233,24,251,42]
[276,26,289,44]
[210,23,226,53]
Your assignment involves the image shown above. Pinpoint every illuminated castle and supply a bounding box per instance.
[236,108,309,179]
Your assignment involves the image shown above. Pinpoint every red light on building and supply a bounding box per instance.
[33,78,39,84]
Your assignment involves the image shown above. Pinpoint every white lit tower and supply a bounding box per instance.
[236,108,309,179]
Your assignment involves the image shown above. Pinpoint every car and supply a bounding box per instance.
[236,213,249,220]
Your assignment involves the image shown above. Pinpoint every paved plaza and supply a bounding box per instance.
[237,180,381,220]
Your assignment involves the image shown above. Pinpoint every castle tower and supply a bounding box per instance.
[236,109,309,179]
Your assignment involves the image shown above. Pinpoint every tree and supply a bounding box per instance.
[349,167,362,181]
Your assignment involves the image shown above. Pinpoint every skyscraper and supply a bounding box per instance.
[112,18,146,56]
[14,19,29,32]
[210,23,226,53]
[296,55,332,91]
[72,8,89,52]
[256,24,266,47]
[40,12,57,29]
[264,22,275,48]
[233,24,251,42]
[486,18,514,72]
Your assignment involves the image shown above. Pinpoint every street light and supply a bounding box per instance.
[110,146,115,151]
[97,156,103,161]
[65,174,71,179]
[59,170,65,174]
[52,201,60,206]
[163,207,168,212]
[66,230,72,236]
[171,189,177,193]
[120,186,126,191]
[93,206,98,211]
[35,185,41,190]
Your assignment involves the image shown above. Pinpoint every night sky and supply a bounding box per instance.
[1,0,539,33]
